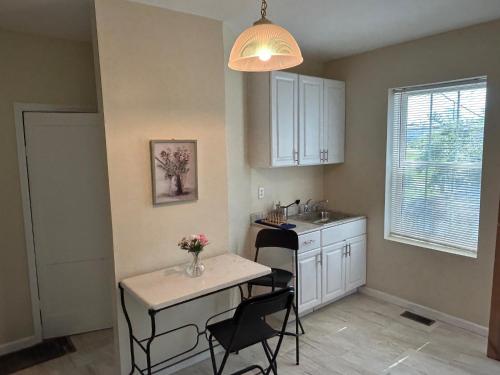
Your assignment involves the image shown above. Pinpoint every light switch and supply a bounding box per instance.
[258,186,265,200]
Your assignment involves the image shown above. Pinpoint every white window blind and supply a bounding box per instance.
[385,78,487,255]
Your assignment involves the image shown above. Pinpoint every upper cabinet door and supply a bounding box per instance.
[271,72,299,167]
[299,76,323,165]
[323,79,345,164]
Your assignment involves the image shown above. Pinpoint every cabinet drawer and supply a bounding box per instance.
[298,231,321,253]
[322,218,366,246]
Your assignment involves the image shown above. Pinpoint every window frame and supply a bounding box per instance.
[384,77,487,259]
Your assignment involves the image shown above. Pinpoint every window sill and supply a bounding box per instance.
[384,234,478,259]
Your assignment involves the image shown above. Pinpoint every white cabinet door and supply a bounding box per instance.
[323,79,345,164]
[271,71,298,167]
[297,248,322,312]
[322,242,346,303]
[299,75,323,165]
[346,235,367,291]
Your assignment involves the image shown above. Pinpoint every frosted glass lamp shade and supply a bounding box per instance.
[228,21,303,72]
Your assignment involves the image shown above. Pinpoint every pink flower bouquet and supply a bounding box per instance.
[178,234,209,254]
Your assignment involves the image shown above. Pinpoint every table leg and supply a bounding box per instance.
[146,310,157,375]
[119,284,136,375]
[295,254,300,365]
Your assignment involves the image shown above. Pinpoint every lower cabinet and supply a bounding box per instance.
[297,248,322,312]
[297,219,367,314]
[346,235,367,291]
[252,217,367,315]
[322,242,345,303]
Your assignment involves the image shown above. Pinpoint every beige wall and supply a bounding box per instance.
[0,28,97,346]
[324,20,500,326]
[94,0,230,372]
[223,25,251,256]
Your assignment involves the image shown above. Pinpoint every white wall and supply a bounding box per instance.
[324,20,500,326]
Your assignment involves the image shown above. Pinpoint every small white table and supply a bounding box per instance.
[119,253,271,375]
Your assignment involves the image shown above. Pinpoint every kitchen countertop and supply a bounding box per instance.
[253,215,366,235]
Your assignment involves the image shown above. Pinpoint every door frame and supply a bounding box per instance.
[14,103,95,349]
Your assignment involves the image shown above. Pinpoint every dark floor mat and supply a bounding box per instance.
[0,337,76,375]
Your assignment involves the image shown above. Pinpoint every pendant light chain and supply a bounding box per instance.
[261,0,268,18]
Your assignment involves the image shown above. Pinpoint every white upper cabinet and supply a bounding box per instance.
[271,72,299,167]
[323,79,346,164]
[299,75,323,165]
[248,72,345,168]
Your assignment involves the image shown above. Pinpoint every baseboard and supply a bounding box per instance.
[0,335,39,356]
[360,287,489,337]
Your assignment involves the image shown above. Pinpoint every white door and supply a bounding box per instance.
[323,79,345,164]
[24,112,113,338]
[271,71,299,167]
[346,235,367,291]
[322,242,346,303]
[297,248,322,312]
[299,75,323,165]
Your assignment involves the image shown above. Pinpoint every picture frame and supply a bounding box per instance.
[150,140,198,206]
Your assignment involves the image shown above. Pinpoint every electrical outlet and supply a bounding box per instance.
[258,186,265,200]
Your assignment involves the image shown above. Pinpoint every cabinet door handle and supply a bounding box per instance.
[325,149,329,162]
[302,239,316,246]
[348,243,352,256]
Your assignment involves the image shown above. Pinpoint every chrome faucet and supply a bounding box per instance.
[311,199,329,212]
[303,198,313,213]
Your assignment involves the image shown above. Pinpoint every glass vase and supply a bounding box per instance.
[186,252,205,277]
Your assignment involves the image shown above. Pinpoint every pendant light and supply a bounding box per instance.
[228,0,303,72]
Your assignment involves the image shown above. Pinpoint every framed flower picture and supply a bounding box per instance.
[150,140,198,206]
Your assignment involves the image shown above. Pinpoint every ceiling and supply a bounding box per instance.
[134,0,500,60]
[1,0,500,60]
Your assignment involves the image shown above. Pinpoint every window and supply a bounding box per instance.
[385,78,487,257]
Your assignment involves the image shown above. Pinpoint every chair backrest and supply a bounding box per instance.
[255,229,299,251]
[233,287,294,326]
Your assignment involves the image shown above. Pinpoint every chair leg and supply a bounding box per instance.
[262,340,278,375]
[209,335,218,375]
[217,350,231,375]
[292,302,305,335]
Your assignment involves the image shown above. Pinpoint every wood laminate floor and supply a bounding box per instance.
[14,293,500,374]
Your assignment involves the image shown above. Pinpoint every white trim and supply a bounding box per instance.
[384,88,395,243]
[13,103,95,349]
[0,336,38,356]
[384,234,477,259]
[360,287,488,337]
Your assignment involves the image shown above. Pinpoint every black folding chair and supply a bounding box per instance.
[247,229,305,365]
[207,288,294,375]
